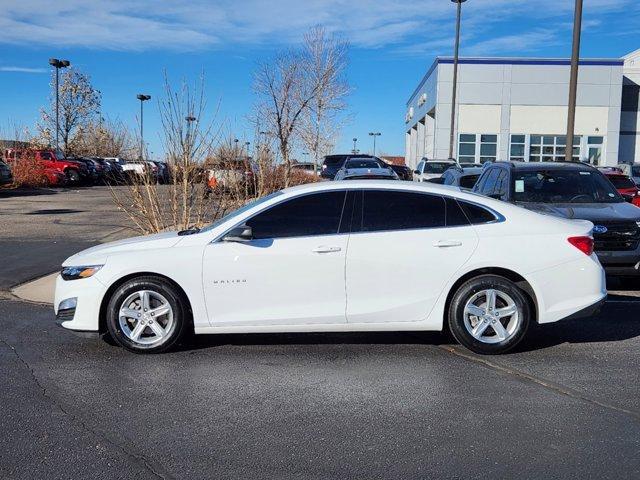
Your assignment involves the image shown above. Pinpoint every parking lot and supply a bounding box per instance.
[0,185,639,479]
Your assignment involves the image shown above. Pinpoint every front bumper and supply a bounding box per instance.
[54,274,107,333]
[597,248,640,276]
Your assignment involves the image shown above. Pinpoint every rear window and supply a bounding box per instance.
[345,159,381,169]
[459,174,480,189]
[424,162,453,174]
[607,175,636,189]
[323,156,348,166]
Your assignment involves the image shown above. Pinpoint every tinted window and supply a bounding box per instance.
[459,174,480,189]
[345,159,381,169]
[360,190,445,232]
[424,162,452,174]
[607,175,636,189]
[458,200,498,224]
[513,169,622,204]
[445,197,470,227]
[246,191,347,239]
[323,155,348,166]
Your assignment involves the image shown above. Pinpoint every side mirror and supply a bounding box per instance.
[222,224,253,242]
[413,170,420,175]
[622,193,634,203]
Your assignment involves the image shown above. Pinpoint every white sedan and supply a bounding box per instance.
[54,181,606,355]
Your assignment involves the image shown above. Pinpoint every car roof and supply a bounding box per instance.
[494,161,597,172]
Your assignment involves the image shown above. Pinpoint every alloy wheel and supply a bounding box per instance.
[118,290,175,346]
[462,289,520,344]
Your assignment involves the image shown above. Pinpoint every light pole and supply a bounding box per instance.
[48,58,70,153]
[565,0,583,162]
[352,137,358,154]
[368,132,381,156]
[448,0,467,161]
[136,94,151,160]
[185,115,196,145]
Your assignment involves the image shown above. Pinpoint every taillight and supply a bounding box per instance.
[568,236,594,256]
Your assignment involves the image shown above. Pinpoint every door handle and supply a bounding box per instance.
[434,240,463,248]
[312,246,342,253]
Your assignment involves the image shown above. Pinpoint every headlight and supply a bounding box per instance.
[61,265,103,281]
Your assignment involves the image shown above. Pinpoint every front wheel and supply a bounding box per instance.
[106,276,188,353]
[448,275,531,355]
[66,169,80,184]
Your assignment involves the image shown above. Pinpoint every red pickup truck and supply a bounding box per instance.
[3,148,88,184]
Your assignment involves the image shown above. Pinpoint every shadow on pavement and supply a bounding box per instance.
[0,187,60,198]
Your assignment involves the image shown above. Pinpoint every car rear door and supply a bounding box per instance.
[344,189,478,324]
[202,190,350,327]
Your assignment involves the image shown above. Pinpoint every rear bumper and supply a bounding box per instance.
[560,295,606,321]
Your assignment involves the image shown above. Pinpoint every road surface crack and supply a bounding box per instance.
[0,336,173,480]
[439,345,640,422]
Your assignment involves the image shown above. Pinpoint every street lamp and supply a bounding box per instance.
[136,94,151,160]
[448,0,467,161]
[565,0,583,162]
[48,58,71,152]
[352,137,358,154]
[368,132,381,156]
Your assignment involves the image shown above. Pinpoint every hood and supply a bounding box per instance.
[517,201,640,223]
[63,231,182,266]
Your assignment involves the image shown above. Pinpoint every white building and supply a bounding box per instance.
[405,52,640,169]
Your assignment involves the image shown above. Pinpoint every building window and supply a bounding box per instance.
[510,135,526,161]
[587,136,604,165]
[458,134,498,163]
[529,135,580,162]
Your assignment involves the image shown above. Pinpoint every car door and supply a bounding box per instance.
[345,189,478,324]
[202,190,350,327]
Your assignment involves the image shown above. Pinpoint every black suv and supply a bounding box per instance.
[473,161,640,277]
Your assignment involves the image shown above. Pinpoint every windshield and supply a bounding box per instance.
[607,175,636,189]
[200,191,283,233]
[513,169,623,204]
[632,166,640,176]
[345,159,381,169]
[424,162,453,174]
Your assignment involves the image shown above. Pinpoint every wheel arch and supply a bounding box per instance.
[98,271,194,335]
[443,267,538,330]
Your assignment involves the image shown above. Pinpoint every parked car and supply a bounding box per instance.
[3,148,87,184]
[601,170,640,207]
[206,158,255,191]
[413,159,457,182]
[440,166,483,190]
[0,159,13,186]
[43,168,67,187]
[616,164,640,186]
[378,159,412,180]
[320,154,371,179]
[66,156,100,184]
[473,161,640,278]
[93,157,125,183]
[150,161,171,184]
[334,157,398,181]
[55,181,606,355]
[291,162,318,176]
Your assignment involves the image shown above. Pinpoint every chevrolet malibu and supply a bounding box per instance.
[55,181,606,355]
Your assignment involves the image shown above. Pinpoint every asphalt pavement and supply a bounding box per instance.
[1,298,639,480]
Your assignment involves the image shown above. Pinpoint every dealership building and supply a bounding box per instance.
[404,48,640,169]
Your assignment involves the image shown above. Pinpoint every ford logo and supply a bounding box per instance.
[593,225,608,234]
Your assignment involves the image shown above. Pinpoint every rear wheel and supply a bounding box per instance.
[66,169,80,184]
[448,275,531,355]
[106,276,188,353]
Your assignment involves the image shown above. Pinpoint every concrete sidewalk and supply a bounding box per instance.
[11,272,57,304]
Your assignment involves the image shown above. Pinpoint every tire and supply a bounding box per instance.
[448,275,531,355]
[66,169,80,184]
[106,275,188,353]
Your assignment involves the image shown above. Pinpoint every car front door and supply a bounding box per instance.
[202,190,350,327]
[345,190,478,324]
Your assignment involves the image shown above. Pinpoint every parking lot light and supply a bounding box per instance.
[136,94,151,160]
[48,58,71,152]
[369,132,381,156]
[565,0,583,162]
[352,137,358,154]
[449,0,467,161]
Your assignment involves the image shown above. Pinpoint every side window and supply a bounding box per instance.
[458,200,498,224]
[445,197,470,227]
[246,191,347,239]
[415,161,424,173]
[361,190,445,232]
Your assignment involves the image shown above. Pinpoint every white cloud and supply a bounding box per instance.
[0,66,48,73]
[0,0,632,52]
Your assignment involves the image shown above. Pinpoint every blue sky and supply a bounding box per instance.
[1,0,639,159]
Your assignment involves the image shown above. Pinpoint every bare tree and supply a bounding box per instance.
[298,26,350,173]
[72,117,135,158]
[39,68,101,154]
